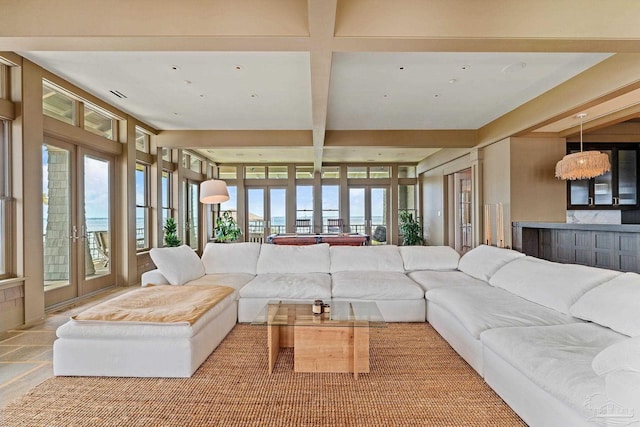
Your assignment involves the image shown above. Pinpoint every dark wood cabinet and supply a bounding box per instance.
[567,143,639,209]
[513,222,640,273]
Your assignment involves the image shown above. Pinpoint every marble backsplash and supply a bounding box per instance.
[566,210,622,224]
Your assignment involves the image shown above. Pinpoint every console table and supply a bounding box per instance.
[267,233,369,246]
[512,222,640,273]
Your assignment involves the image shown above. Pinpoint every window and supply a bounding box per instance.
[370,166,390,179]
[42,81,76,125]
[296,166,314,179]
[83,103,114,139]
[161,170,173,227]
[296,186,313,232]
[219,166,237,180]
[190,156,203,173]
[135,128,150,153]
[398,165,416,178]
[0,120,10,278]
[162,148,172,162]
[322,185,340,231]
[245,166,266,179]
[268,166,288,179]
[399,184,417,223]
[220,185,238,220]
[347,166,367,179]
[135,162,150,250]
[321,166,340,179]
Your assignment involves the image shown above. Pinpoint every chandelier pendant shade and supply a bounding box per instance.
[200,179,230,204]
[555,113,611,180]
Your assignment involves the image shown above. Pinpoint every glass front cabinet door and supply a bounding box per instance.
[567,143,639,209]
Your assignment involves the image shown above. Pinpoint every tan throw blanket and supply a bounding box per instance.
[72,285,235,325]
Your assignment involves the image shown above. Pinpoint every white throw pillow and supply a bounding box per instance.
[256,243,330,274]
[592,337,640,375]
[457,245,525,282]
[570,272,640,337]
[149,245,205,286]
[490,257,621,315]
[201,242,261,274]
[329,245,405,273]
[399,246,460,271]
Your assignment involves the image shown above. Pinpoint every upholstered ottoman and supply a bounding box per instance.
[53,285,238,378]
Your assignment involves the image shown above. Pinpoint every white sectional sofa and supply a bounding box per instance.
[138,242,640,426]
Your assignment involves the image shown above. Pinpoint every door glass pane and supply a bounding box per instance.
[85,156,111,278]
[270,188,286,234]
[594,151,613,205]
[247,188,265,243]
[188,182,199,250]
[296,186,314,232]
[618,150,637,205]
[371,188,388,245]
[43,144,72,290]
[322,185,340,232]
[349,188,365,234]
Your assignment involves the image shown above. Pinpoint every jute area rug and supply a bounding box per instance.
[1,323,525,427]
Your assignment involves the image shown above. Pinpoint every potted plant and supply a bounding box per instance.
[163,217,182,247]
[399,210,424,246]
[215,211,242,242]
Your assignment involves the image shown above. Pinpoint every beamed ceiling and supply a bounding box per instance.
[3,0,640,168]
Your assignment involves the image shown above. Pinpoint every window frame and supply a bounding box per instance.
[135,161,151,252]
[0,120,11,278]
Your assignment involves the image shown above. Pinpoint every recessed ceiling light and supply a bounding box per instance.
[460,65,471,71]
[173,112,179,116]
[250,93,258,99]
[434,93,441,98]
[383,94,389,98]
[399,66,405,70]
[235,65,242,70]
[184,80,192,85]
[199,94,205,98]
[448,78,457,84]
[170,65,180,71]
[501,61,527,73]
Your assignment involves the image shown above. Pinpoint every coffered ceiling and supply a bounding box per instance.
[3,0,640,168]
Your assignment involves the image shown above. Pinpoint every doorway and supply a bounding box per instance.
[246,187,287,243]
[348,186,389,244]
[43,140,115,307]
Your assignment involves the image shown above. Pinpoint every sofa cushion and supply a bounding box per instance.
[592,336,640,375]
[408,270,486,292]
[331,271,424,300]
[185,273,255,291]
[570,272,640,337]
[456,245,524,282]
[330,245,404,273]
[201,242,261,275]
[239,273,331,299]
[481,323,626,417]
[490,257,621,315]
[149,245,205,286]
[141,269,170,287]
[425,285,578,339]
[399,246,460,271]
[256,243,330,274]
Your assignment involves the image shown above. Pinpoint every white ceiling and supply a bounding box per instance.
[22,51,610,132]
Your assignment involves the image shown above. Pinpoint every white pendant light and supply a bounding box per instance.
[199,179,230,204]
[555,113,611,180]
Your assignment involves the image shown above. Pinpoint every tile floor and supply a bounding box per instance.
[0,286,134,409]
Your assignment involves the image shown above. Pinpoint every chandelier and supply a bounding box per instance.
[555,113,611,180]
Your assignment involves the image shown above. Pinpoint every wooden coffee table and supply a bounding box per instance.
[252,301,386,379]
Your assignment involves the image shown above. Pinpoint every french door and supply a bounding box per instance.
[349,186,389,244]
[43,139,115,307]
[246,187,287,242]
[183,179,201,252]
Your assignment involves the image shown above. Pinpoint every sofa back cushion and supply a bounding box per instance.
[330,245,404,273]
[490,257,621,315]
[570,272,640,337]
[457,245,524,282]
[256,243,330,274]
[149,245,205,286]
[201,242,261,275]
[399,246,460,271]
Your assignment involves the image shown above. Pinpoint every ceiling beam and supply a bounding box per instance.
[155,130,312,148]
[308,0,337,171]
[325,130,478,148]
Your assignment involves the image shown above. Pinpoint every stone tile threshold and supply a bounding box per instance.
[0,286,134,409]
